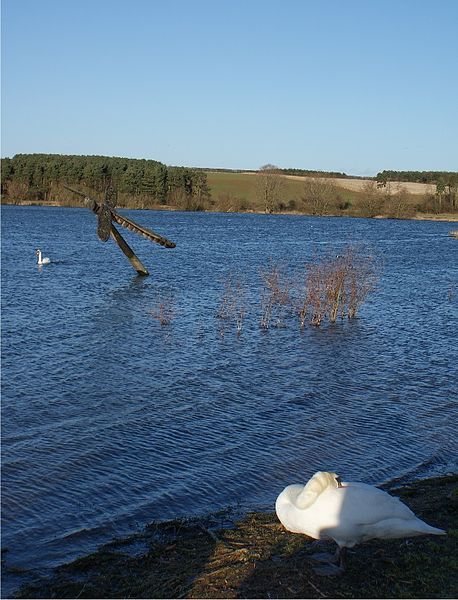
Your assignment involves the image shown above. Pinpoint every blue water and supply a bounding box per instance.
[1,205,457,594]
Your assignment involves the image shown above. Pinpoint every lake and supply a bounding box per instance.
[1,205,457,594]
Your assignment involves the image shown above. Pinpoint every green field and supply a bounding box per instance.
[204,170,458,220]
[206,171,366,214]
[206,171,304,206]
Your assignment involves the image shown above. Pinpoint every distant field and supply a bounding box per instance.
[282,175,436,196]
[206,171,304,208]
[205,171,436,206]
[203,170,458,219]
[205,171,262,199]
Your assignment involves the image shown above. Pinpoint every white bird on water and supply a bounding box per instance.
[276,471,445,575]
[35,249,51,265]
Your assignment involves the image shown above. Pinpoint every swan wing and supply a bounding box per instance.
[319,484,444,546]
[339,483,416,525]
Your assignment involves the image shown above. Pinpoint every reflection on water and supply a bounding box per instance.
[1,206,457,593]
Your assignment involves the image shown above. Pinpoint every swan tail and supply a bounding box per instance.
[420,524,446,536]
[369,518,446,540]
[410,516,445,536]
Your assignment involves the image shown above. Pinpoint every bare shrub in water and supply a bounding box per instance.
[150,298,175,326]
[216,273,247,337]
[148,290,175,326]
[298,260,327,326]
[299,245,377,326]
[345,248,378,318]
[260,262,291,329]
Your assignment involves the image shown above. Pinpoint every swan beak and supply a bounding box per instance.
[336,476,343,488]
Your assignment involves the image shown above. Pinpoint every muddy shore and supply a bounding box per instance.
[8,474,457,599]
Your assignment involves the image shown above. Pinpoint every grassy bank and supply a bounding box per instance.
[12,474,457,599]
[3,170,458,220]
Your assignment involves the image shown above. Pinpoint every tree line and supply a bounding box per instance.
[1,154,211,210]
[376,170,458,185]
[279,168,351,178]
[252,164,457,216]
[2,154,457,216]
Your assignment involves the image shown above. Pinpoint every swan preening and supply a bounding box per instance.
[276,471,445,575]
[35,249,51,265]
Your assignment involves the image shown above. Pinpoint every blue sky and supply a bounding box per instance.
[2,0,457,175]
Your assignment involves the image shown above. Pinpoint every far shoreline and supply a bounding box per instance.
[2,200,458,222]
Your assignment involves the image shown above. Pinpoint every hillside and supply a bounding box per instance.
[205,171,455,219]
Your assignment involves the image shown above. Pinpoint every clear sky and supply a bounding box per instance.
[2,0,457,175]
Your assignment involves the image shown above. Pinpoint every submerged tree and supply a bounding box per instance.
[298,245,378,326]
[259,261,291,329]
[216,272,247,337]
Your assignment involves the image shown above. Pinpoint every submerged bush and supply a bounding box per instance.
[149,294,175,326]
[298,245,378,326]
[216,272,247,336]
[259,261,291,329]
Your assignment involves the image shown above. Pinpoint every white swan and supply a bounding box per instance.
[35,249,51,265]
[276,471,445,575]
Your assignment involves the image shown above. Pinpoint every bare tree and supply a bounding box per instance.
[255,164,285,213]
[384,184,415,219]
[359,181,385,217]
[301,177,337,215]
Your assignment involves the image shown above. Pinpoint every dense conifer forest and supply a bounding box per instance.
[376,170,458,185]
[0,154,211,210]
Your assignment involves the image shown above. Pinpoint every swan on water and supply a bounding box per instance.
[275,471,445,575]
[35,249,51,265]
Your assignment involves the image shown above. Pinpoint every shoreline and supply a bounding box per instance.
[9,474,457,599]
[2,200,458,222]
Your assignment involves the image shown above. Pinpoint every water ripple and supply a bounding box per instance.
[1,207,457,591]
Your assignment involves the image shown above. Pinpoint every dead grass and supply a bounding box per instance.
[416,213,458,222]
[220,171,437,196]
[12,475,457,599]
[281,175,437,196]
